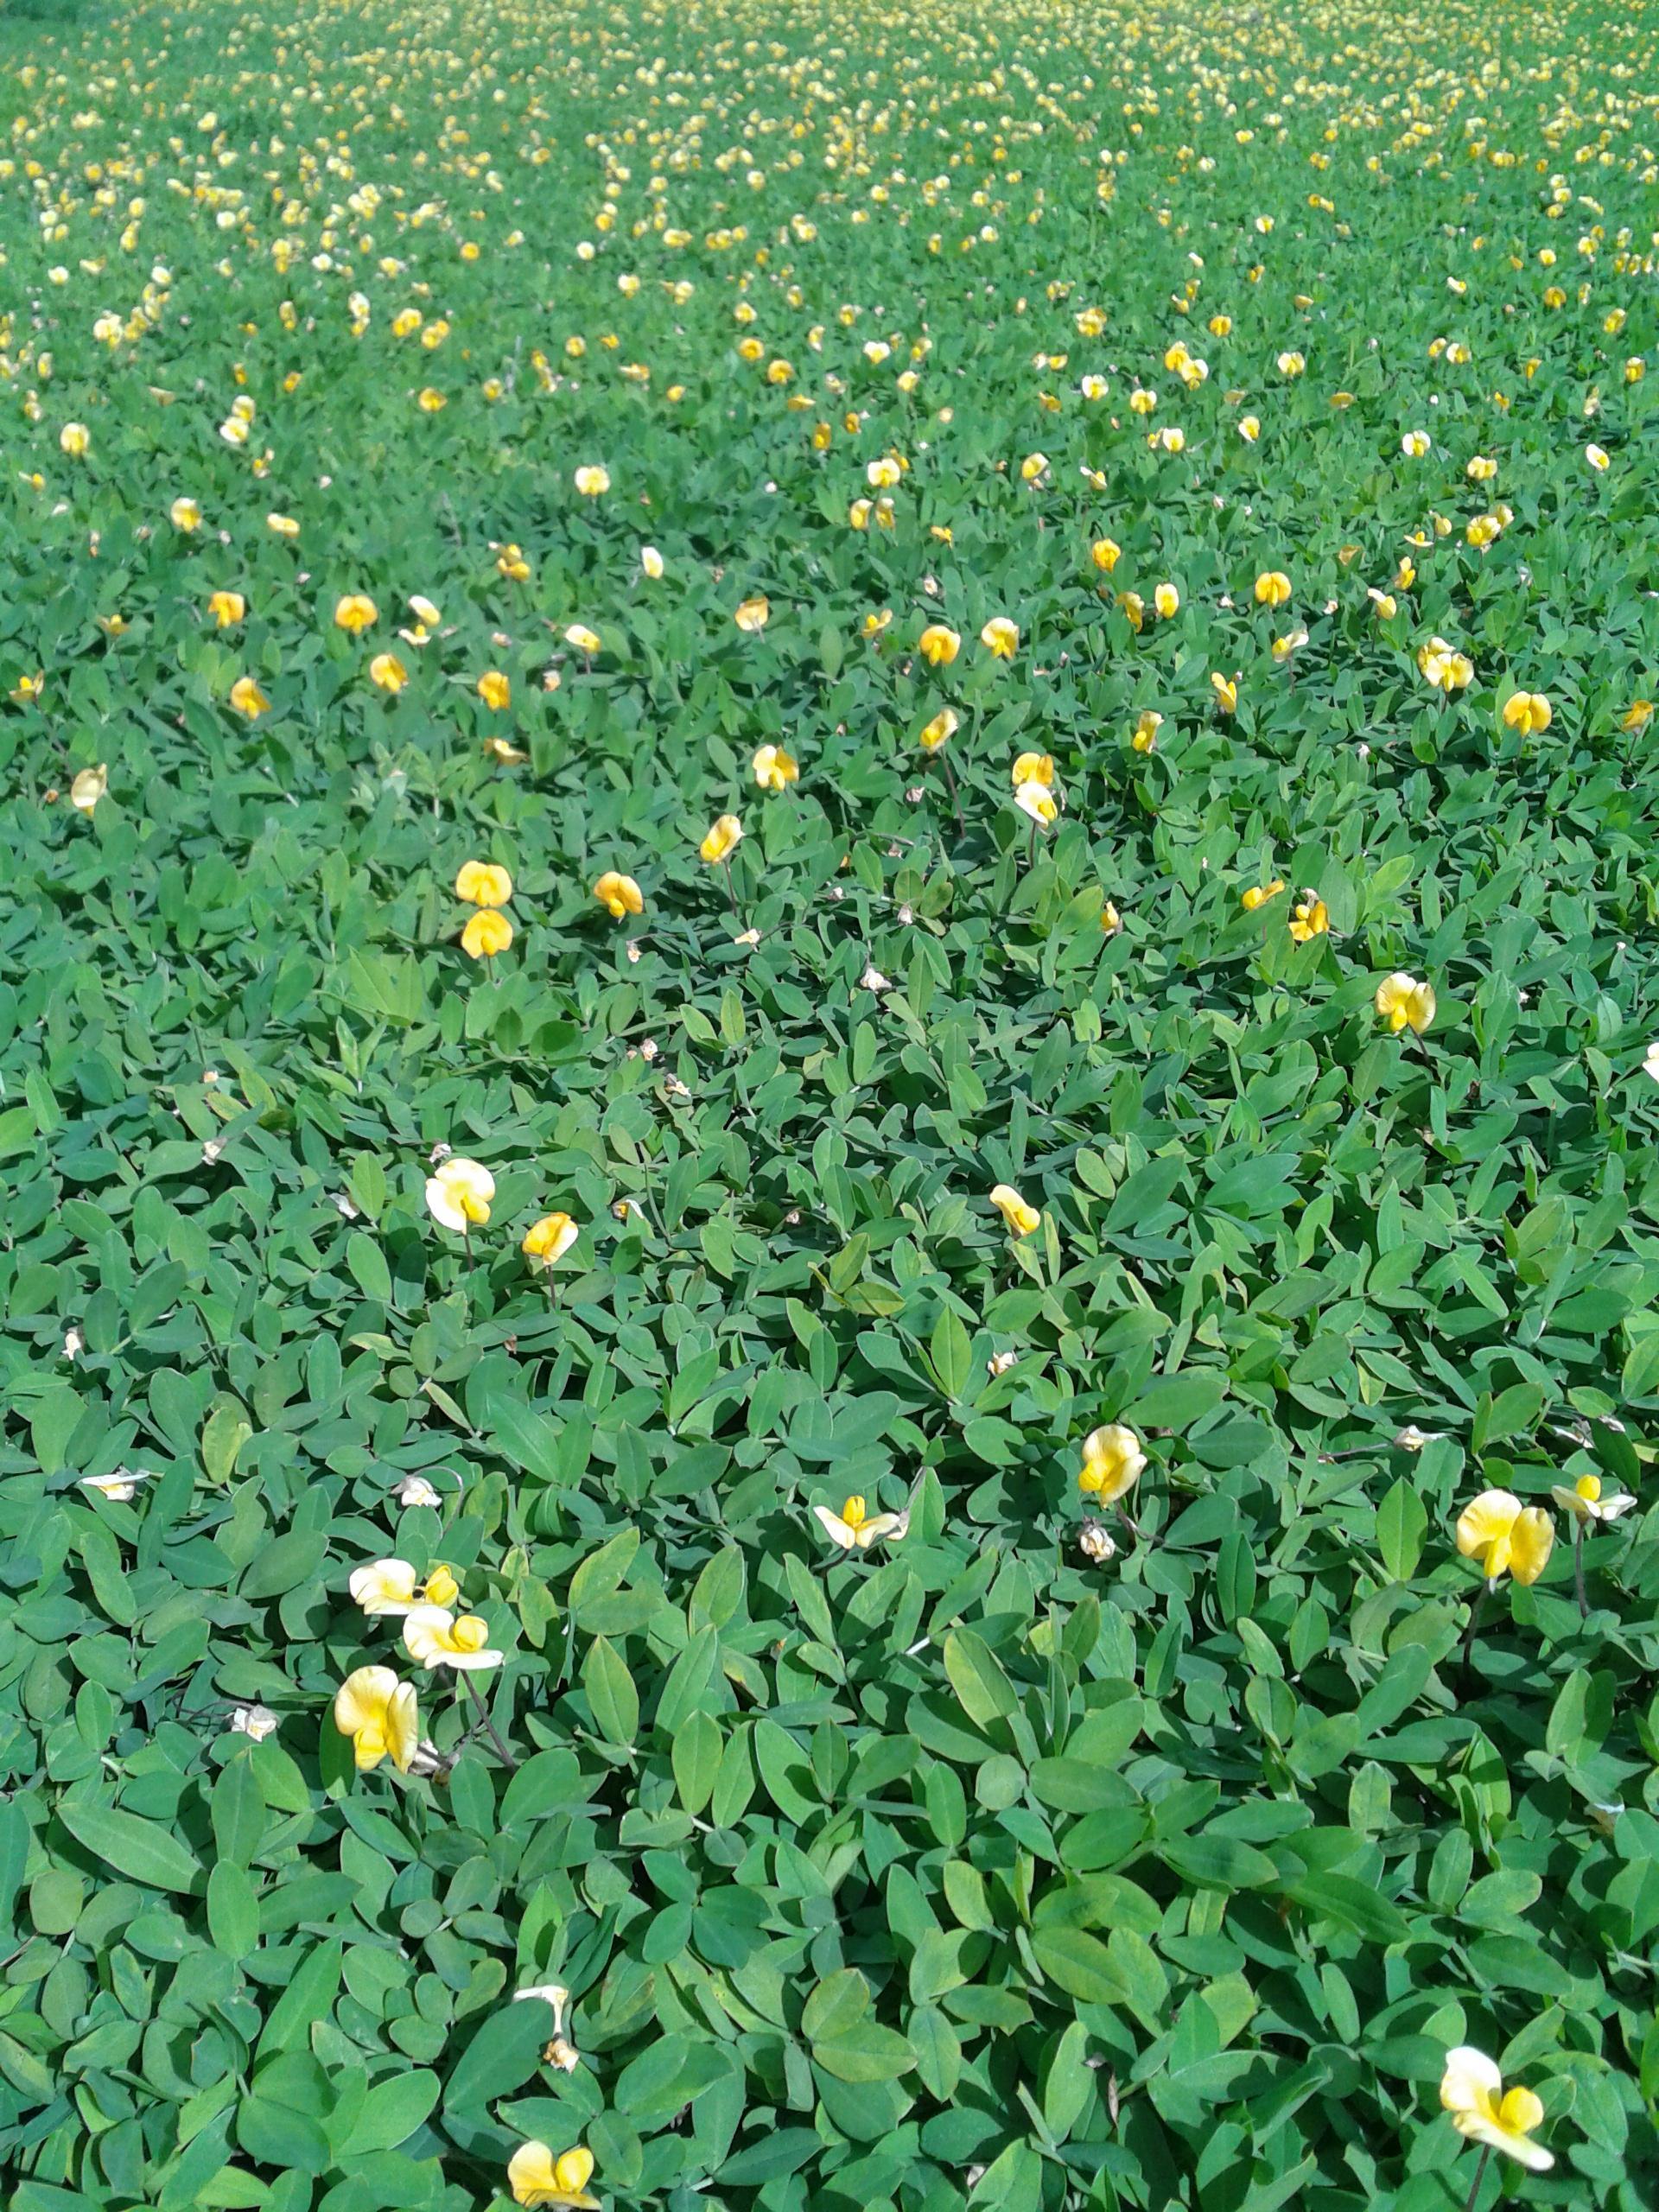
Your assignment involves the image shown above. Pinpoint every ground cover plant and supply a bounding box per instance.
[3,0,1659,2206]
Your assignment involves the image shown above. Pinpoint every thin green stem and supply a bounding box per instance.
[1462,2144,1491,2212]
[1574,1521,1588,1619]
[461,1673,518,1769]
[938,753,966,840]
[1459,1580,1489,1682]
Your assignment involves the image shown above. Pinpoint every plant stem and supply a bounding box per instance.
[938,753,966,840]
[721,858,739,916]
[461,1674,518,1768]
[1462,2145,1491,2212]
[1574,1521,1587,1619]
[1459,1580,1489,1681]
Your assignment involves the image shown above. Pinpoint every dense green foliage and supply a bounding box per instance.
[3,2,1659,2209]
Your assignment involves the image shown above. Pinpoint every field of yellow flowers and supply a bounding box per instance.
[4,0,1659,2204]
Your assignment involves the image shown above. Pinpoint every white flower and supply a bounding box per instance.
[860,963,893,993]
[231,1704,280,1742]
[1392,1425,1444,1452]
[813,1497,911,1550]
[80,1468,154,1502]
[349,1559,421,1616]
[1643,1039,1659,1084]
[1439,2047,1553,2171]
[1078,1522,1117,1563]
[391,1474,443,1509]
[424,1157,493,1233]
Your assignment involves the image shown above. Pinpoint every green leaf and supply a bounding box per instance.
[57,1801,204,1895]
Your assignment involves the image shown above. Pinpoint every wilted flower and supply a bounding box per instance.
[734,595,770,632]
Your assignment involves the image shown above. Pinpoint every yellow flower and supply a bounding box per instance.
[867,455,902,489]
[918,623,960,666]
[753,743,798,791]
[267,512,300,539]
[334,594,378,634]
[594,872,644,919]
[1466,454,1498,482]
[478,671,512,710]
[523,1213,579,1265]
[861,608,892,639]
[1623,701,1654,734]
[1456,1490,1555,1585]
[1242,879,1285,911]
[1132,710,1162,753]
[1090,537,1121,573]
[461,911,513,960]
[734,596,770,632]
[1440,2049,1554,2172]
[207,590,245,628]
[1272,629,1309,662]
[70,764,108,815]
[1551,1472,1637,1526]
[229,676,270,719]
[1417,638,1473,693]
[1502,690,1551,734]
[1255,570,1292,608]
[426,1157,494,1232]
[416,387,447,413]
[1237,415,1261,442]
[574,465,610,496]
[349,1560,458,1617]
[640,545,664,579]
[919,708,957,753]
[170,496,202,531]
[1020,451,1049,483]
[1211,672,1238,715]
[498,544,531,582]
[371,652,408,693]
[1586,442,1610,472]
[989,1184,1040,1237]
[1012,752,1053,788]
[1288,892,1329,944]
[403,1605,504,1673]
[980,617,1019,659]
[1375,972,1435,1034]
[508,2144,600,2211]
[334,1666,419,1773]
[1276,351,1306,377]
[1400,429,1432,457]
[1154,582,1180,620]
[814,1495,910,1550]
[60,422,90,456]
[700,814,743,864]
[564,625,601,657]
[1101,900,1122,937]
[1079,1424,1147,1503]
[1368,588,1398,620]
[455,861,513,907]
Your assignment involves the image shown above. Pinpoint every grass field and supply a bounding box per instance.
[3,0,1659,2206]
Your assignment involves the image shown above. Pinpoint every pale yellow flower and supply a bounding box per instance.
[1375,973,1436,1034]
[334,1666,419,1772]
[1456,1490,1554,1586]
[989,1184,1040,1236]
[425,1158,494,1232]
[1440,2049,1553,2172]
[1079,1425,1146,1503]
